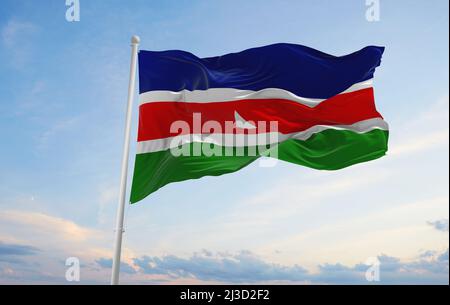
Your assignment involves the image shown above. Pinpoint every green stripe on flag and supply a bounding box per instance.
[130,129,388,204]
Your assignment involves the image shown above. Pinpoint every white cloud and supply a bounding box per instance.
[1,20,37,47]
[0,209,116,284]
[0,208,115,266]
[428,219,449,232]
[389,95,449,157]
[389,130,448,157]
[97,184,118,225]
[1,20,39,68]
[92,248,449,284]
[255,196,448,266]
[0,210,100,243]
[36,116,82,151]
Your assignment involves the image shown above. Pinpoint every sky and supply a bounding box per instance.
[0,0,448,284]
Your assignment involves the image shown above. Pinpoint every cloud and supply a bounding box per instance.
[97,184,118,225]
[95,258,136,274]
[133,250,309,283]
[389,95,449,157]
[0,208,119,284]
[314,251,448,284]
[36,116,82,151]
[0,210,100,243]
[214,169,391,233]
[427,219,449,232]
[94,248,449,284]
[0,242,39,257]
[1,20,39,68]
[1,20,37,47]
[389,130,449,157]
[0,241,40,265]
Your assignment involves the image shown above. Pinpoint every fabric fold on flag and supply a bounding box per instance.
[130,43,388,204]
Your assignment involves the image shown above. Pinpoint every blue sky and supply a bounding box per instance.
[0,0,448,284]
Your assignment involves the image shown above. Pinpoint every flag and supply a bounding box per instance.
[130,43,388,203]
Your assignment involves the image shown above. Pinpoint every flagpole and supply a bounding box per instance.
[111,35,140,285]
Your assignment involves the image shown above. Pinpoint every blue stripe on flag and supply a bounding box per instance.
[138,43,384,99]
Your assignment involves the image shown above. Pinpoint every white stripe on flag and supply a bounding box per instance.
[136,117,388,154]
[139,79,374,108]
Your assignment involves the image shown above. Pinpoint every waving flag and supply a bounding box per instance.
[130,43,388,203]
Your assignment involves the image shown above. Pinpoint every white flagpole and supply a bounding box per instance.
[111,35,140,285]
